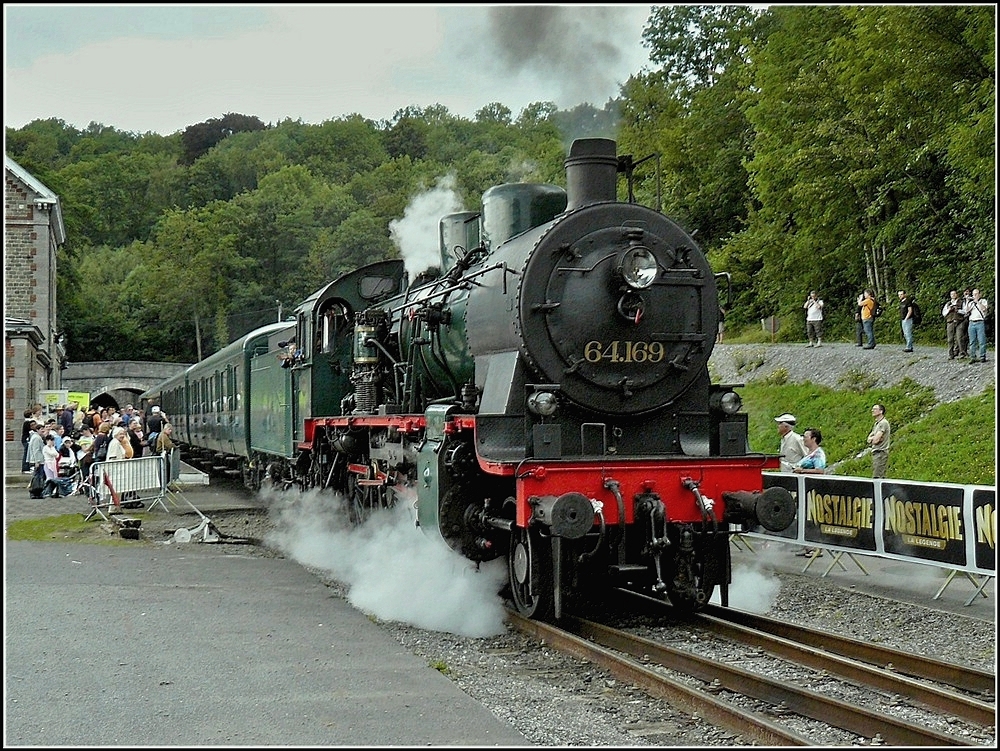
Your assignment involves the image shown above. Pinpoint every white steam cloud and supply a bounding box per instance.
[389,175,464,284]
[710,544,781,615]
[710,562,782,613]
[261,485,508,638]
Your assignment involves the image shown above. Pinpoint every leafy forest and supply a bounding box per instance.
[6,5,995,365]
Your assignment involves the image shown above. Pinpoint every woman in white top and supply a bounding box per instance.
[106,426,130,460]
[41,433,70,498]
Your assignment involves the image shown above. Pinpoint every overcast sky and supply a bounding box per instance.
[4,4,654,136]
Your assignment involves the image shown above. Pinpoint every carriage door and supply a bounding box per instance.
[292,312,311,446]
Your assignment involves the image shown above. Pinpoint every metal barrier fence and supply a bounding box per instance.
[745,472,997,607]
[83,455,170,521]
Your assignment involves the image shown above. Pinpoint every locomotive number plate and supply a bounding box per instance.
[583,340,665,363]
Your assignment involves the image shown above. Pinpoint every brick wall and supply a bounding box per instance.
[5,175,52,332]
[5,165,58,473]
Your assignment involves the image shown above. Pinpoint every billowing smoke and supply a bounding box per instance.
[484,6,642,109]
[261,485,509,637]
[710,563,782,613]
[389,174,464,283]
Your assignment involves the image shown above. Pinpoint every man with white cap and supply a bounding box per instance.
[774,413,807,471]
[146,405,164,430]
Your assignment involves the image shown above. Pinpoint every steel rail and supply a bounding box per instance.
[506,611,811,746]
[692,609,995,727]
[563,615,978,746]
[702,603,996,696]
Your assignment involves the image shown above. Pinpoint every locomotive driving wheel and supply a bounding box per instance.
[508,525,554,620]
[346,473,374,526]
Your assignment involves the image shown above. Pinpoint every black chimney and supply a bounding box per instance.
[564,138,619,211]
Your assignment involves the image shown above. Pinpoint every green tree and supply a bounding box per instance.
[182,129,272,206]
[739,5,994,330]
[290,115,388,183]
[180,112,266,165]
[475,102,513,125]
[146,203,255,359]
[741,6,868,311]
[619,4,764,248]
[227,167,330,309]
[65,241,163,361]
[839,5,995,295]
[47,151,174,249]
[642,4,763,96]
[322,209,397,279]
[385,116,430,160]
[4,118,83,173]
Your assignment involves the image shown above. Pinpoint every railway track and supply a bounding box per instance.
[696,601,995,723]
[506,602,995,746]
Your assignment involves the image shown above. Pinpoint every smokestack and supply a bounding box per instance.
[564,138,619,211]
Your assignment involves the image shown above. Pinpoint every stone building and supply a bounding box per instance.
[5,155,67,472]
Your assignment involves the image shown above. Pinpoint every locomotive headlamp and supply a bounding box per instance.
[528,390,559,417]
[619,247,658,289]
[710,390,743,415]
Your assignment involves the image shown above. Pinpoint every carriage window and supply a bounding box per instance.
[360,275,398,300]
[296,314,306,359]
[321,303,350,354]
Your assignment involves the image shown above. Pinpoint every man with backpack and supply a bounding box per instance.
[90,423,112,466]
[145,405,166,455]
[898,289,919,352]
[82,405,98,431]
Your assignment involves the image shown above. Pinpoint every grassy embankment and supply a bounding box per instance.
[726,328,996,487]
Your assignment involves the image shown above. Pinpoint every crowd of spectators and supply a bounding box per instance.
[23,401,174,499]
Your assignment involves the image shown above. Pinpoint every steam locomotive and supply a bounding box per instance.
[143,138,795,620]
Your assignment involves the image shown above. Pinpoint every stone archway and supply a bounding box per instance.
[89,388,147,411]
[60,361,191,410]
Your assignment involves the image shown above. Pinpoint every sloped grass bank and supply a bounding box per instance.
[743,381,995,486]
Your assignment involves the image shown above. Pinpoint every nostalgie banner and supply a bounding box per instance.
[747,473,996,578]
